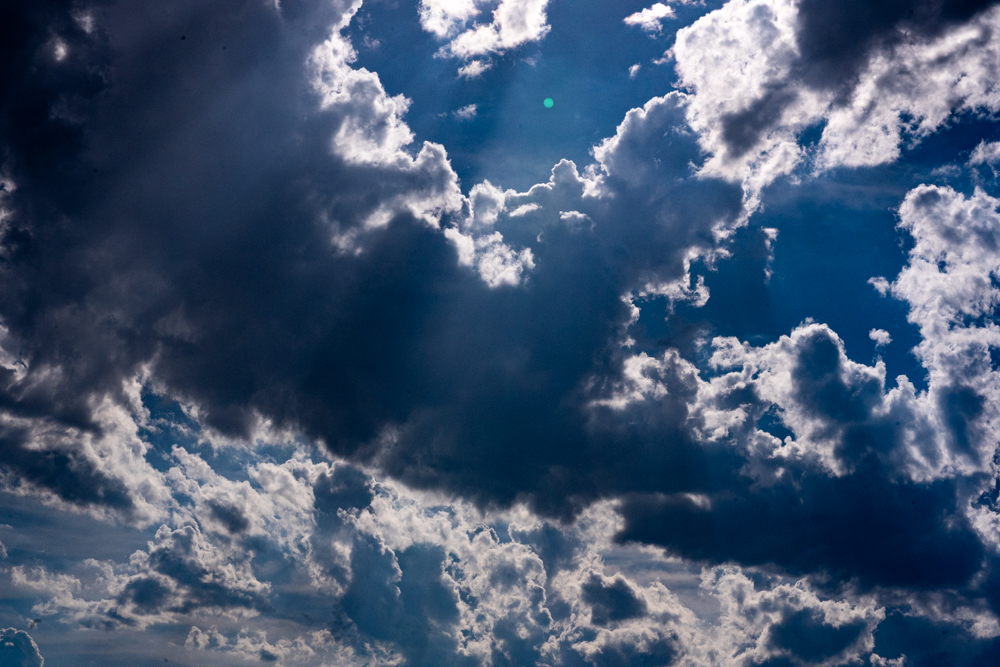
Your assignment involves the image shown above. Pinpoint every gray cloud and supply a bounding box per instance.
[0,628,43,667]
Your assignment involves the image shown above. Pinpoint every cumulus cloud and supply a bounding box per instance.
[673,0,1000,203]
[186,626,328,666]
[0,628,43,667]
[11,521,271,630]
[419,0,484,38]
[0,380,171,526]
[624,3,676,34]
[971,140,1000,168]
[419,0,552,63]
[869,328,892,348]
[3,407,993,665]
[457,59,492,78]
[698,567,883,667]
[606,180,1000,609]
[452,103,478,120]
[970,140,1000,181]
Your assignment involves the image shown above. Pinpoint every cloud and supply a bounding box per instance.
[444,228,536,287]
[970,140,1000,170]
[608,181,1000,597]
[419,0,483,38]
[452,103,478,120]
[869,328,892,348]
[4,423,995,666]
[0,0,537,518]
[673,0,1000,203]
[186,626,326,666]
[699,568,883,667]
[12,520,271,629]
[624,3,676,34]
[419,0,552,62]
[0,387,171,526]
[580,572,649,625]
[8,1,1000,663]
[456,59,492,78]
[0,628,43,667]
[0,0,781,561]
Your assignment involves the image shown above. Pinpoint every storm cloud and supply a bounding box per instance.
[4,0,1000,665]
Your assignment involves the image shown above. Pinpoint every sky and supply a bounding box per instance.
[7,0,1000,665]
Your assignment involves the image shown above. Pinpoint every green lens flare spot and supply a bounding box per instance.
[543,98,554,108]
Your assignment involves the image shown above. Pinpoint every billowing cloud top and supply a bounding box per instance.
[3,0,1000,665]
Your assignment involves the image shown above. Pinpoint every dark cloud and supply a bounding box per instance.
[768,608,866,663]
[119,577,170,616]
[617,330,987,592]
[314,464,374,516]
[713,0,1000,161]
[795,0,1000,91]
[619,463,986,593]
[205,499,249,535]
[0,0,744,522]
[341,537,473,667]
[110,524,271,619]
[509,522,582,578]
[577,639,677,667]
[721,87,800,159]
[0,428,132,513]
[4,2,1000,665]
[0,628,43,667]
[580,574,648,626]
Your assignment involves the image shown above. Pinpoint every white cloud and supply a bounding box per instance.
[418,0,482,38]
[4,411,957,666]
[457,59,492,78]
[308,10,546,293]
[628,63,641,78]
[589,350,689,410]
[719,185,1000,485]
[869,328,892,348]
[508,202,540,217]
[452,103,478,120]
[185,625,393,667]
[10,2,1000,663]
[624,3,675,34]
[421,0,552,60]
[11,517,272,630]
[0,376,172,527]
[695,567,884,667]
[970,141,1000,168]
[445,228,536,287]
[673,1,1000,207]
[559,210,593,230]
[309,18,466,232]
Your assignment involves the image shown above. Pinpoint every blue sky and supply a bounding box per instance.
[5,1,1000,666]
